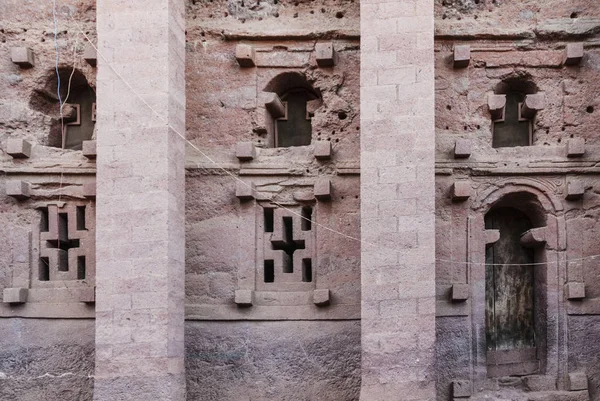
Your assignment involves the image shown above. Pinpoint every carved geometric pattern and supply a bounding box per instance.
[34,202,95,285]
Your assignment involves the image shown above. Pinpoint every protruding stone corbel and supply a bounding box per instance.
[313,289,330,306]
[451,284,469,302]
[6,180,31,200]
[451,181,471,201]
[82,140,97,159]
[11,47,34,68]
[566,179,584,200]
[80,286,96,303]
[83,43,97,67]
[488,94,506,121]
[6,139,32,158]
[264,92,286,119]
[520,227,547,248]
[306,98,323,118]
[567,138,585,157]
[314,141,332,160]
[568,372,588,391]
[235,181,255,201]
[235,44,256,67]
[235,289,254,307]
[453,45,470,69]
[454,139,471,159]
[565,282,585,300]
[314,178,332,200]
[484,229,500,245]
[564,43,584,66]
[235,141,256,161]
[3,287,28,304]
[83,182,96,199]
[315,42,335,67]
[452,380,472,399]
[521,93,545,119]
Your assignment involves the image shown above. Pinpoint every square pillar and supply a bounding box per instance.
[360,0,436,399]
[95,1,186,400]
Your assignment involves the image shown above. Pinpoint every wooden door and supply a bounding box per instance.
[485,208,535,352]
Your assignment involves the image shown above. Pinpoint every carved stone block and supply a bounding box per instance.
[451,181,471,201]
[235,181,254,200]
[454,139,471,159]
[314,141,332,160]
[451,284,469,302]
[235,289,254,306]
[3,287,28,303]
[83,43,97,67]
[566,179,584,200]
[6,180,31,200]
[567,138,585,157]
[82,140,97,159]
[521,93,545,119]
[235,141,256,161]
[83,182,96,199]
[488,94,506,121]
[564,43,584,66]
[314,178,332,200]
[6,138,32,158]
[453,45,470,68]
[565,282,585,300]
[79,287,96,303]
[452,380,472,398]
[264,92,286,119]
[315,42,335,67]
[484,229,500,245]
[568,372,588,391]
[313,289,330,306]
[235,44,256,67]
[520,227,547,248]
[11,47,34,68]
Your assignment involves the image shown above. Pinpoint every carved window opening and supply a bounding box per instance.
[262,72,321,148]
[30,68,96,150]
[484,195,548,378]
[492,92,532,148]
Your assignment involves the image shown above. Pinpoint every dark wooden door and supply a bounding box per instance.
[485,208,535,352]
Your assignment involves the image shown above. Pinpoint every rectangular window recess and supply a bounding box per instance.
[302,258,312,283]
[301,207,312,231]
[264,208,274,233]
[39,257,50,281]
[77,256,86,280]
[264,260,275,283]
[76,206,86,231]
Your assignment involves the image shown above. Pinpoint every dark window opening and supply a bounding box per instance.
[76,206,86,231]
[302,258,312,282]
[301,207,312,231]
[264,207,274,233]
[264,260,275,283]
[40,208,49,232]
[276,90,313,147]
[493,92,532,148]
[39,257,50,281]
[77,256,86,280]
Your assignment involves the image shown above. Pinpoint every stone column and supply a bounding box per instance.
[360,0,436,399]
[94,1,186,400]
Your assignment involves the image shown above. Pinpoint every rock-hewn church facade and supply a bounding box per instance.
[1,0,599,400]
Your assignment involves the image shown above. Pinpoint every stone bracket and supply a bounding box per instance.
[315,42,335,67]
[565,282,585,300]
[484,229,500,245]
[313,289,330,306]
[567,138,585,157]
[82,140,97,159]
[314,178,332,200]
[6,180,31,200]
[566,179,584,200]
[568,372,588,391]
[520,93,545,119]
[453,45,470,68]
[235,141,256,161]
[454,139,471,159]
[264,92,286,119]
[3,287,28,304]
[451,181,472,201]
[488,94,506,121]
[236,181,255,200]
[11,47,34,68]
[235,289,254,307]
[520,227,547,248]
[6,139,32,159]
[451,284,469,302]
[564,43,584,66]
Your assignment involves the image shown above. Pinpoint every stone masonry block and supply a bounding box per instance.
[313,289,331,306]
[79,287,96,303]
[566,179,584,200]
[520,227,547,248]
[451,181,471,201]
[565,282,585,300]
[83,43,97,67]
[451,284,469,302]
[314,178,332,200]
[314,141,332,160]
[488,94,506,121]
[6,138,32,158]
[452,380,472,398]
[82,140,97,159]
[454,139,471,159]
[567,138,585,157]
[521,93,545,119]
[315,42,335,67]
[235,141,256,161]
[83,182,96,199]
[235,289,253,307]
[11,47,34,68]
[6,180,31,200]
[3,287,28,303]
[568,372,588,391]
[453,45,470,68]
[235,44,256,67]
[235,181,254,200]
[564,43,584,66]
